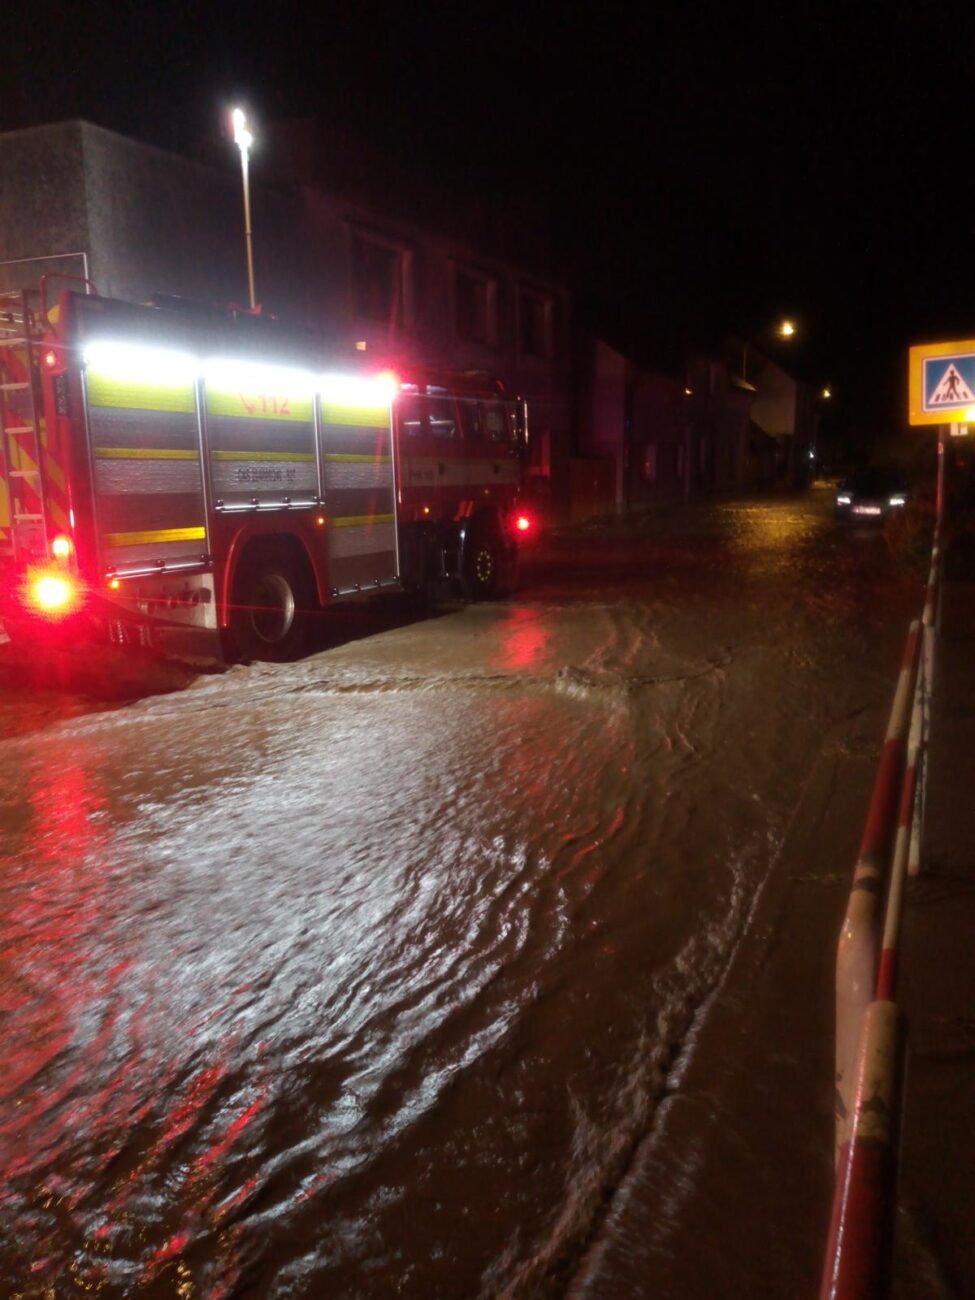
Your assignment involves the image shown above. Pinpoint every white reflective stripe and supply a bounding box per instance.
[325,461,394,490]
[400,457,519,489]
[95,458,203,494]
[328,521,396,559]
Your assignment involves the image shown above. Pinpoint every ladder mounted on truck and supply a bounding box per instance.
[0,291,48,562]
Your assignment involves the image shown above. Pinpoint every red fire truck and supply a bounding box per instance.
[0,281,534,661]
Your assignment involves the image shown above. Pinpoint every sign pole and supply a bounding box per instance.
[937,426,949,535]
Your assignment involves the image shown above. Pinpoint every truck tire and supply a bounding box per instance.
[230,554,313,662]
[462,525,504,600]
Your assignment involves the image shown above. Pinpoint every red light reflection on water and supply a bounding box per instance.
[495,607,550,672]
[2,753,267,1291]
[137,1066,268,1290]
[2,761,112,1109]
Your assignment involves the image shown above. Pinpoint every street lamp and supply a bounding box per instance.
[821,386,832,399]
[231,106,256,310]
[742,318,797,384]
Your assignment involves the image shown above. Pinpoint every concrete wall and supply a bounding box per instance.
[0,122,90,294]
[747,354,817,485]
[0,120,313,319]
[751,358,797,438]
[79,123,311,320]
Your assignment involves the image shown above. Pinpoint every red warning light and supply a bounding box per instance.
[26,572,80,617]
[35,575,72,609]
[514,514,532,533]
[51,534,73,560]
[44,349,58,368]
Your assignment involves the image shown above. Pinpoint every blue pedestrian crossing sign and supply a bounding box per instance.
[909,337,975,425]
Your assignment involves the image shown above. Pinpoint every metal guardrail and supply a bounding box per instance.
[821,516,943,1300]
[833,619,919,1156]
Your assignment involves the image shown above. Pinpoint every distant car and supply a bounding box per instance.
[834,469,909,521]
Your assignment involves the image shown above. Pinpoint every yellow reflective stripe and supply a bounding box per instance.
[330,513,395,528]
[103,526,206,547]
[206,386,314,423]
[42,452,67,491]
[95,448,316,463]
[94,447,199,460]
[324,453,392,463]
[47,502,70,531]
[86,371,196,414]
[212,450,315,462]
[320,401,389,429]
[8,440,37,473]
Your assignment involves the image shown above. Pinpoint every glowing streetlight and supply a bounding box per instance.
[822,386,832,399]
[231,107,256,310]
[742,317,798,383]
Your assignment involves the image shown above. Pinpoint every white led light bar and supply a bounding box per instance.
[82,340,199,385]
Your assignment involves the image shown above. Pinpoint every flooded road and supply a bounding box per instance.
[0,493,918,1297]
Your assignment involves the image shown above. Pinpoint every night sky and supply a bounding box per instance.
[6,2,975,446]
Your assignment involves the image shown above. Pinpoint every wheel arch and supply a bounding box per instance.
[460,506,518,600]
[219,526,323,630]
[458,505,508,569]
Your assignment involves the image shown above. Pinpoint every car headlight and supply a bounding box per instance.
[888,495,906,507]
[836,495,851,505]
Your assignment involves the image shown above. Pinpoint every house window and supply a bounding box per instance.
[519,289,552,360]
[454,270,495,345]
[351,233,407,325]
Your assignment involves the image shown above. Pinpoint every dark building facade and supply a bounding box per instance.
[0,119,573,513]
[1,119,811,524]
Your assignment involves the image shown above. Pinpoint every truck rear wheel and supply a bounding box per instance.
[463,526,504,600]
[230,554,313,662]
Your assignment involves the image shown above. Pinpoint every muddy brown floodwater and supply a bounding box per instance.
[0,493,918,1297]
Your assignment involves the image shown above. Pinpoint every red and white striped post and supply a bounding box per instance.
[908,513,942,877]
[877,660,923,999]
[835,620,919,1155]
[821,999,900,1300]
[907,621,933,879]
[822,658,922,1297]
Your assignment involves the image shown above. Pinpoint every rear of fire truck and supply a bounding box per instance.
[0,284,403,660]
[0,288,81,646]
[0,284,536,662]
